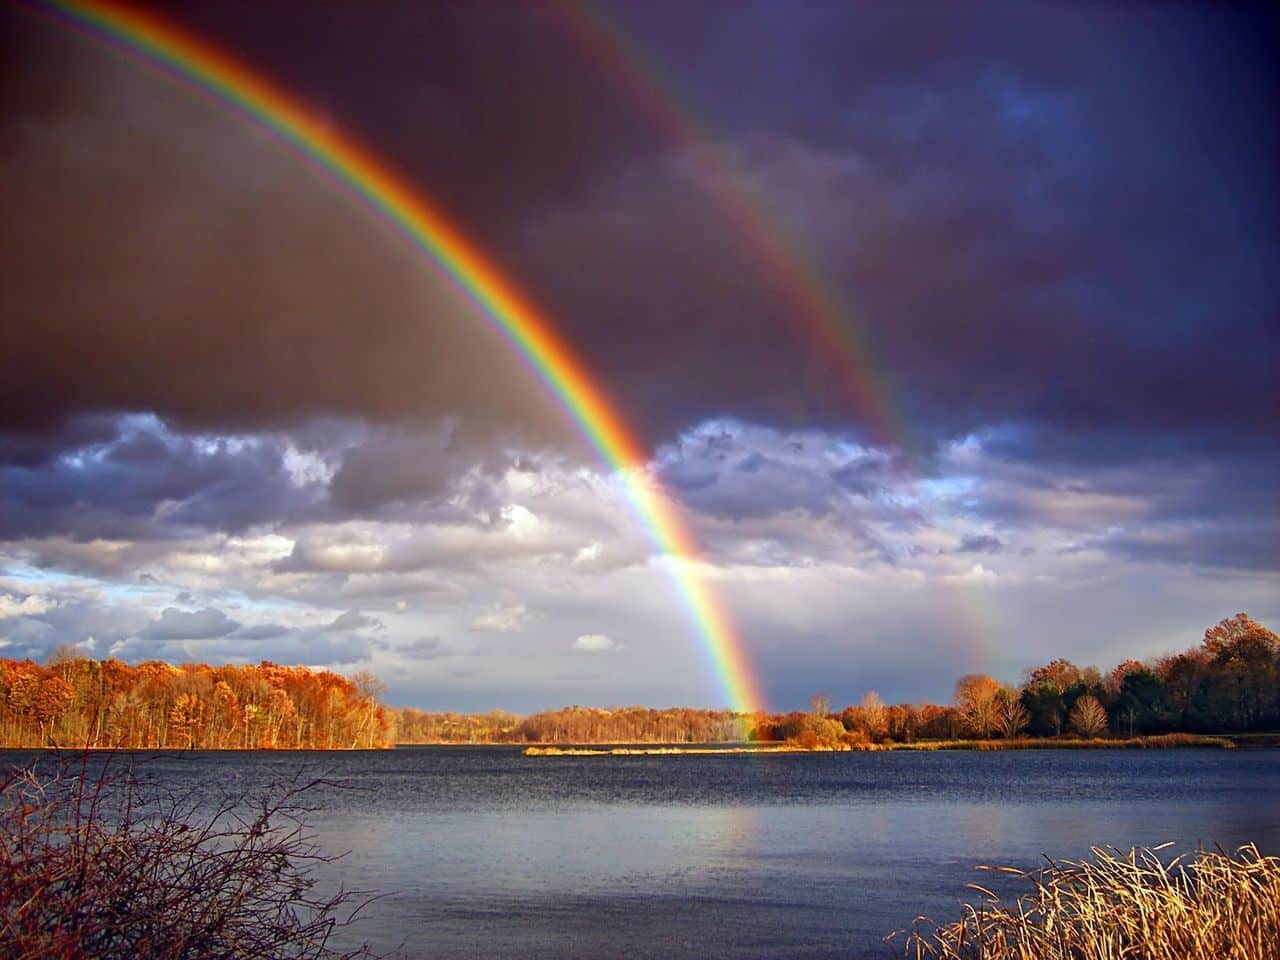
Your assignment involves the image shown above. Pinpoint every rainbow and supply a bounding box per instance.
[40,0,766,714]
[551,1,914,459]
[552,2,998,671]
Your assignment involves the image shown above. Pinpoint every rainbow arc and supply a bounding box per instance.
[47,0,766,714]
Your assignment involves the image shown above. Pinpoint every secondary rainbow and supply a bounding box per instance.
[552,0,914,459]
[553,1,998,670]
[43,0,766,714]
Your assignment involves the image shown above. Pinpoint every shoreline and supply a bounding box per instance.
[5,732,1271,755]
[523,733,1245,756]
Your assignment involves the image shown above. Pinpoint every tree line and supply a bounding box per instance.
[391,704,745,744]
[753,612,1279,747]
[0,650,390,750]
[4,613,1274,750]
[391,613,1279,746]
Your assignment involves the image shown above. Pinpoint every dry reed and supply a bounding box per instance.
[890,842,1280,959]
[884,734,1234,751]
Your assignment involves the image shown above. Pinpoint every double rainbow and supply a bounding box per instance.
[43,0,766,714]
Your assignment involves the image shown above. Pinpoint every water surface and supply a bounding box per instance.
[8,746,1279,958]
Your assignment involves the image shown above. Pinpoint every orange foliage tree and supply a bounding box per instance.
[0,656,390,750]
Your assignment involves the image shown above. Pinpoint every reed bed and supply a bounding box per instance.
[880,733,1234,751]
[523,744,829,756]
[891,843,1280,959]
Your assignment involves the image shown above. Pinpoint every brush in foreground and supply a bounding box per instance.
[890,842,1280,959]
[0,754,377,960]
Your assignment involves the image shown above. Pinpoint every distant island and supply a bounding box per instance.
[2,612,1275,752]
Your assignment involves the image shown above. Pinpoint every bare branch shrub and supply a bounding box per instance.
[0,753,378,960]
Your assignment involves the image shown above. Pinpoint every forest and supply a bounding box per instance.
[0,654,390,750]
[2,613,1275,750]
[393,613,1280,747]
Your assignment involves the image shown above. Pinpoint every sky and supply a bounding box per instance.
[1,1,1277,712]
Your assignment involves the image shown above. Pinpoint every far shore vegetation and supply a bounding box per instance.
[404,613,1280,752]
[3,612,1277,753]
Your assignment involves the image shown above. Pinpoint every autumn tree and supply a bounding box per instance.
[0,656,389,750]
[1069,694,1109,737]
[351,671,388,749]
[1199,613,1280,729]
[168,693,205,750]
[954,674,1002,739]
[1026,658,1083,693]
[995,693,1030,739]
[860,691,888,741]
[34,676,75,744]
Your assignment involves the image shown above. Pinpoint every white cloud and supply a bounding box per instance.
[0,592,55,619]
[470,601,528,633]
[501,504,541,537]
[572,633,619,653]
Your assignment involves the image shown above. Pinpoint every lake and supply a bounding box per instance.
[6,746,1279,958]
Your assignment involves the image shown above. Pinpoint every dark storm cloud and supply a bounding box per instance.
[326,422,514,515]
[0,416,320,541]
[0,413,526,546]
[947,429,1280,571]
[0,6,571,449]
[3,1,1275,457]
[1088,520,1280,573]
[656,420,901,522]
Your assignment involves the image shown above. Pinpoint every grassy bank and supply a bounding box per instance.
[523,744,831,756]
[890,843,1280,959]
[876,733,1235,751]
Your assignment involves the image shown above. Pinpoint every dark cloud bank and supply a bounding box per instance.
[2,1,1275,457]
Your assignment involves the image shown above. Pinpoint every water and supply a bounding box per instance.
[6,746,1279,958]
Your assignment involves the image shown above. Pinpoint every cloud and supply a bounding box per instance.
[470,602,528,633]
[0,3,1275,712]
[387,636,452,661]
[0,13,571,448]
[0,592,55,619]
[0,415,328,542]
[325,609,382,633]
[955,534,1004,555]
[572,633,619,653]
[139,607,240,641]
[4,4,1275,463]
[235,623,289,640]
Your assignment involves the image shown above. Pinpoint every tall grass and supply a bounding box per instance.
[891,843,1280,959]
[879,733,1234,751]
